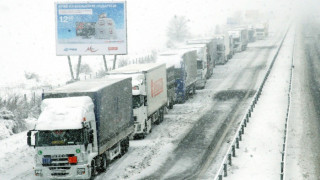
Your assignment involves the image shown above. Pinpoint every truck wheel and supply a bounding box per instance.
[90,160,97,178]
[121,137,129,155]
[168,99,174,109]
[192,86,196,95]
[99,154,108,172]
[142,120,151,138]
[159,108,164,123]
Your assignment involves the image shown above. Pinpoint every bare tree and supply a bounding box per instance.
[166,15,190,44]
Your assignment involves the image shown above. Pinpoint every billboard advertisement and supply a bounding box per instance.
[55,2,127,55]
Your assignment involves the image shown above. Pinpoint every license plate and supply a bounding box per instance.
[42,157,51,164]
[53,169,66,174]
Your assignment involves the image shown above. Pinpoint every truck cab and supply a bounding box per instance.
[27,78,133,179]
[131,74,150,138]
[27,97,98,179]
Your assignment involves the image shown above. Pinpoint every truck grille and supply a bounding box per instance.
[42,154,76,176]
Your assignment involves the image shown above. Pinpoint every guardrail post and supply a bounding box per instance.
[219,174,222,180]
[280,173,284,180]
[281,161,284,173]
[232,145,236,157]
[236,138,239,148]
[246,114,249,123]
[228,154,232,166]
[241,125,244,134]
[239,131,242,141]
[244,119,247,127]
[223,163,227,177]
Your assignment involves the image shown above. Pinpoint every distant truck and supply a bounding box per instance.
[214,33,233,64]
[186,38,218,79]
[107,63,168,138]
[228,28,249,52]
[178,44,208,89]
[27,78,134,179]
[157,49,197,103]
[248,26,256,42]
[255,23,269,40]
[166,65,176,109]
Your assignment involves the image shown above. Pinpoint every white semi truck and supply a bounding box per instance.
[186,38,218,79]
[228,28,249,52]
[179,44,208,89]
[255,23,269,40]
[27,78,134,179]
[157,49,198,103]
[214,33,233,64]
[107,63,168,139]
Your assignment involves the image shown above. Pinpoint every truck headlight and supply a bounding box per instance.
[35,169,42,176]
[77,168,86,175]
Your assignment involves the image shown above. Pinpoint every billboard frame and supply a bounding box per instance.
[55,1,128,56]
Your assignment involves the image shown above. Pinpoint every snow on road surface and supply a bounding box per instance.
[223,26,295,179]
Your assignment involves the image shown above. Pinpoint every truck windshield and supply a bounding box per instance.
[36,129,84,146]
[133,95,143,109]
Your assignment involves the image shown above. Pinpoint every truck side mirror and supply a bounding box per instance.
[89,129,94,144]
[27,130,36,147]
[144,96,148,106]
[27,131,31,146]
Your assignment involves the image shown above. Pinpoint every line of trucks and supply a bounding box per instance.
[26,25,268,179]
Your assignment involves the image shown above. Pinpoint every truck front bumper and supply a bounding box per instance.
[34,164,91,179]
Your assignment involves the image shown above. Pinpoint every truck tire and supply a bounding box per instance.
[90,160,97,179]
[159,108,164,123]
[98,154,108,172]
[192,85,196,95]
[168,99,174,109]
[121,137,129,155]
[142,120,151,138]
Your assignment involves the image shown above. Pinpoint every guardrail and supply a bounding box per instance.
[280,29,295,180]
[213,26,291,180]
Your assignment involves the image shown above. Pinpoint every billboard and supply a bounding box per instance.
[55,2,127,55]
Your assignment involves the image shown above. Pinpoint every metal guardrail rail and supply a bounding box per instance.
[280,28,295,180]
[213,26,291,180]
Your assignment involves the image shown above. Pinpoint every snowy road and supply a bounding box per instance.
[95,22,287,180]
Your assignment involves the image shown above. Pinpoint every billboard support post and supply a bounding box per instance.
[113,55,117,70]
[76,56,82,80]
[103,55,108,72]
[67,56,75,80]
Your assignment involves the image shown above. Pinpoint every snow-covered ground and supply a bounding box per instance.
[0,0,301,179]
[222,23,295,180]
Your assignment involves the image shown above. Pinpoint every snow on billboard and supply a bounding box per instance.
[55,2,127,55]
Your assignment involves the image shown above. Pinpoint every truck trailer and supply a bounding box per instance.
[228,28,249,52]
[166,65,176,109]
[214,33,233,64]
[107,63,168,139]
[157,49,197,103]
[178,44,208,89]
[186,38,218,79]
[27,78,134,179]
